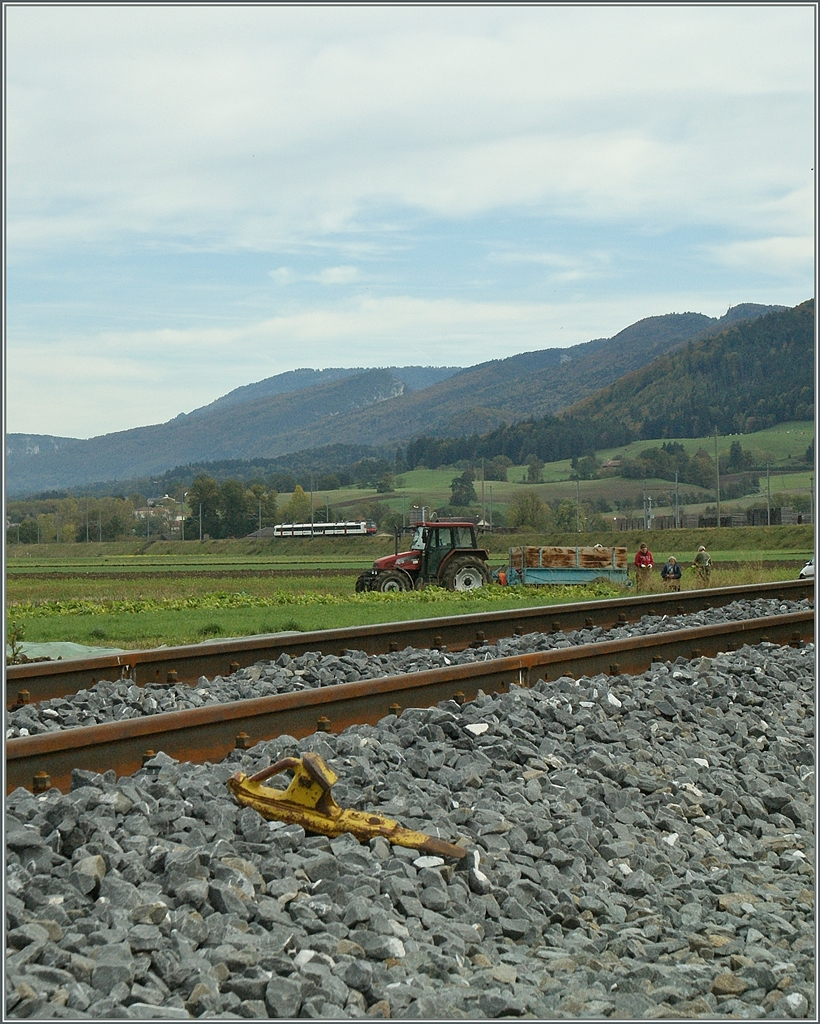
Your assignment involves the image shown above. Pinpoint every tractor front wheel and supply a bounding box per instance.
[440,557,490,592]
[375,570,411,593]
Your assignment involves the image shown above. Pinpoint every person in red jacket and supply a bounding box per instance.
[634,542,654,591]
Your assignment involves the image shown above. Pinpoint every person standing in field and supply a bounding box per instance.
[661,555,682,591]
[634,542,654,591]
[693,545,712,587]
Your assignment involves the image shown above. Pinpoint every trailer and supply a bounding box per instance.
[495,544,632,587]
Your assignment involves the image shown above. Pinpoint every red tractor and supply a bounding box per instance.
[355,521,491,593]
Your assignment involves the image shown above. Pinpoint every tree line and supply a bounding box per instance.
[7,495,149,544]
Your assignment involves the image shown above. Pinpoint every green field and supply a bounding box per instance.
[596,421,815,466]
[6,525,813,654]
[280,421,815,524]
[6,418,814,657]
[6,422,813,543]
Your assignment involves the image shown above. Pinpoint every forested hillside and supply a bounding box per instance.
[4,300,798,496]
[403,300,814,468]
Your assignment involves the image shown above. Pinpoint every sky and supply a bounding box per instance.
[4,4,816,440]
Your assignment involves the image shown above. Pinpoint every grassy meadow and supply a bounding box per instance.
[288,421,816,525]
[6,420,814,656]
[6,525,813,654]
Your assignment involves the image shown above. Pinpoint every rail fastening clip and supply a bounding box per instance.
[228,752,466,859]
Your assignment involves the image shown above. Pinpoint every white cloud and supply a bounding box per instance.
[313,266,360,285]
[5,6,814,253]
[269,267,295,285]
[706,236,814,275]
[488,248,613,283]
[268,265,361,285]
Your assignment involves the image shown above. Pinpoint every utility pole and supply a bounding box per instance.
[489,485,493,532]
[766,464,771,526]
[810,476,814,524]
[481,459,485,528]
[86,497,89,543]
[576,477,581,532]
[674,470,679,529]
[199,503,203,542]
[99,511,102,543]
[647,494,653,530]
[715,428,721,528]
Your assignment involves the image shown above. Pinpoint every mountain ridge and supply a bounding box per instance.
[4,302,790,496]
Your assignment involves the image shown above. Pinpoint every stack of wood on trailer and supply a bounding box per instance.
[501,544,632,586]
[509,544,628,571]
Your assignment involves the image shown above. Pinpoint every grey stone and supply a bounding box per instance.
[127,924,163,952]
[342,959,374,993]
[69,855,107,894]
[209,880,253,919]
[7,923,51,949]
[91,943,135,994]
[348,931,406,960]
[127,1003,194,1019]
[264,975,303,1018]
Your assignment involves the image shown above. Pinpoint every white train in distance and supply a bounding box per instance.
[271,520,378,538]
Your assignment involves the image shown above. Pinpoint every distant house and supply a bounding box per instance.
[601,458,622,469]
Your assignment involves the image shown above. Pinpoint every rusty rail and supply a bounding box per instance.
[6,579,812,707]
[7,609,813,794]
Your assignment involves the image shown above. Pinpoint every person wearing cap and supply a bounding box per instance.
[634,542,654,591]
[661,555,682,591]
[693,545,712,587]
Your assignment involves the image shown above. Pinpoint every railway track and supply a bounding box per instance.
[6,589,813,795]
[6,579,812,707]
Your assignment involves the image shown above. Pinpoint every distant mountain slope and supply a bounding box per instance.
[426,304,788,435]
[210,304,784,450]
[404,300,814,467]
[4,302,790,495]
[6,369,406,494]
[190,364,462,417]
[4,434,84,459]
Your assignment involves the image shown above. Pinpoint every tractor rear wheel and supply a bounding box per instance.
[440,557,490,592]
[375,570,411,593]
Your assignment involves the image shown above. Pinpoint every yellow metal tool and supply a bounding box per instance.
[227,752,466,859]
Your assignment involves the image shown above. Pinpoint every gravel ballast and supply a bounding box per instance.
[5,639,814,1020]
[6,597,811,738]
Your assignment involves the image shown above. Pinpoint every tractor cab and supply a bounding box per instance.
[413,523,479,579]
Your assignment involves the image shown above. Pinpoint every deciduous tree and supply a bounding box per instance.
[450,470,477,507]
[279,485,312,523]
[508,492,548,530]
